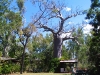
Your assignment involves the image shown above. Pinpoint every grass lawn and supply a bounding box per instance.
[9,73,71,75]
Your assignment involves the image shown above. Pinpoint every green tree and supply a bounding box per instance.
[60,45,69,60]
[0,0,22,57]
[30,33,53,72]
[8,36,23,58]
[18,24,36,74]
[67,28,90,69]
[0,0,23,74]
[86,0,100,74]
[16,0,37,73]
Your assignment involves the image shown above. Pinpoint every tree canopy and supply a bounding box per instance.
[86,0,100,75]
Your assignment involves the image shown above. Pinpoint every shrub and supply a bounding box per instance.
[49,58,60,72]
[0,61,20,74]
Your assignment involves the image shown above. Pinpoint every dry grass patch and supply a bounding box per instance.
[9,73,71,75]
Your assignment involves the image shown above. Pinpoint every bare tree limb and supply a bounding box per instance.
[63,36,81,45]
[57,19,64,33]
[47,14,63,20]
[37,24,55,33]
[64,11,82,21]
[19,36,24,46]
[57,11,82,34]
[61,29,81,45]
[33,8,46,24]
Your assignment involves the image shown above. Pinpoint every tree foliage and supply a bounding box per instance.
[86,0,100,75]
[67,28,90,69]
[29,33,54,72]
[0,0,22,57]
[0,0,24,74]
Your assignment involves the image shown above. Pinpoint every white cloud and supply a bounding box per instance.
[83,24,93,35]
[68,21,74,24]
[64,7,71,11]
[84,19,89,23]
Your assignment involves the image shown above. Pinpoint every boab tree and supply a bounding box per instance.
[32,0,82,58]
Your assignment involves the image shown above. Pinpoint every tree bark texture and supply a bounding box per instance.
[53,34,63,58]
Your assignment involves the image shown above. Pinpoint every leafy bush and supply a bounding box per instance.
[1,62,11,74]
[0,61,20,74]
[49,58,60,72]
[66,66,71,72]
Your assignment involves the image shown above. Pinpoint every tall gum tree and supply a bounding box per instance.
[32,0,82,58]
[0,0,22,57]
[17,0,37,74]
[18,24,36,74]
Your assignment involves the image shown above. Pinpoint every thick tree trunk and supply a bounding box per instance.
[53,34,63,58]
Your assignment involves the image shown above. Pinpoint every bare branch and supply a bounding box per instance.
[56,15,63,20]
[57,11,82,33]
[63,36,81,45]
[64,11,82,21]
[57,19,64,33]
[56,9,63,20]
[63,35,74,40]
[33,8,46,24]
[37,24,55,33]
[19,36,24,46]
[47,14,63,20]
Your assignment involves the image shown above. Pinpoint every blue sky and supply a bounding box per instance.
[24,0,91,25]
